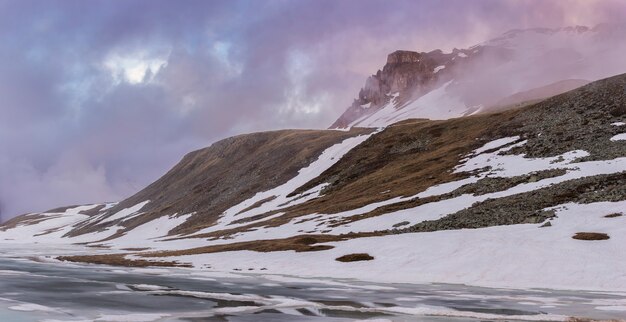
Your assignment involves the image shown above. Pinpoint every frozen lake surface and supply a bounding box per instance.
[0,247,625,321]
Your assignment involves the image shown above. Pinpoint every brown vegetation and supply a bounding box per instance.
[336,253,374,262]
[57,254,191,268]
[572,232,610,241]
[145,234,380,259]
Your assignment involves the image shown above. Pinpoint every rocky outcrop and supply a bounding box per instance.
[331,49,458,128]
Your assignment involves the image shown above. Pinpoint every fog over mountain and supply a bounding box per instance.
[332,24,626,128]
[2,0,626,220]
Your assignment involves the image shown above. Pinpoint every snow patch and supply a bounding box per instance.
[100,200,150,223]
[610,133,626,141]
[473,136,520,154]
[350,81,467,127]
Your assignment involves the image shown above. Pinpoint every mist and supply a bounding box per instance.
[443,25,626,111]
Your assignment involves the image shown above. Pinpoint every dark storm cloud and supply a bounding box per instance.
[1,0,625,219]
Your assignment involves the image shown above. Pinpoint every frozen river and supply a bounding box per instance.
[0,247,625,321]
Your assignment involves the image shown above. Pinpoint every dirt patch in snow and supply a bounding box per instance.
[335,253,374,262]
[572,232,610,241]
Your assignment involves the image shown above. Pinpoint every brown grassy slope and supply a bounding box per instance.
[66,128,372,238]
[283,114,520,216]
[185,111,523,240]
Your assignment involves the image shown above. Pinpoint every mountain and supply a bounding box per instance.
[331,24,626,128]
[2,71,626,291]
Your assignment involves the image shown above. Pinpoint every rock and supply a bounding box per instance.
[336,253,375,262]
[386,50,421,64]
[392,221,410,228]
[539,221,552,228]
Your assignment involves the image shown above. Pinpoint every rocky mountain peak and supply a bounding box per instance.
[330,49,452,128]
[386,50,421,64]
[331,24,626,129]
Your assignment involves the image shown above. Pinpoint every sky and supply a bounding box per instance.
[1,0,626,219]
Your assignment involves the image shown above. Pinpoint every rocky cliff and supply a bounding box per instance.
[330,49,459,128]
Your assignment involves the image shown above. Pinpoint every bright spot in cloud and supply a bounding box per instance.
[104,53,168,84]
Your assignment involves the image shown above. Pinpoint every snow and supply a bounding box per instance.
[100,200,150,223]
[611,122,625,126]
[360,102,372,109]
[610,133,626,141]
[167,201,626,291]
[0,205,98,244]
[349,81,467,127]
[473,136,520,154]
[102,213,194,250]
[596,305,626,312]
[457,52,468,58]
[95,314,170,322]
[8,303,59,312]
[433,65,445,73]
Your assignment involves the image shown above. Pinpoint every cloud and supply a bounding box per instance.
[1,0,626,219]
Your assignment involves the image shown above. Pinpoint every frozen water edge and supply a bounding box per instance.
[1,252,626,322]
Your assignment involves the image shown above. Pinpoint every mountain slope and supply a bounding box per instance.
[64,128,372,239]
